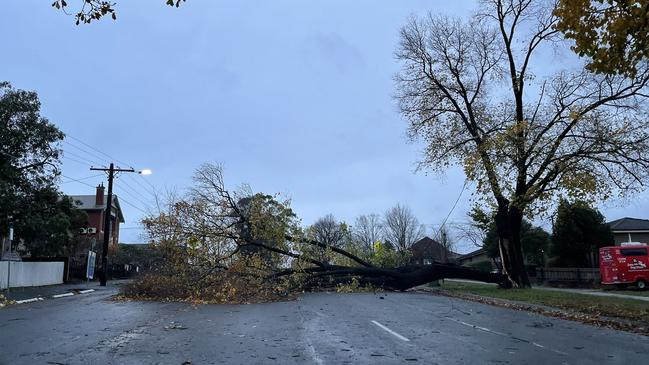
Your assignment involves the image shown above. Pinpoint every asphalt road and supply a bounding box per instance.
[1,286,648,364]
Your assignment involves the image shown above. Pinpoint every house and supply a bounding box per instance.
[69,184,125,251]
[607,217,649,245]
[410,236,458,264]
[456,248,493,269]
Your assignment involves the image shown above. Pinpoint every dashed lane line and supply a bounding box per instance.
[371,320,410,342]
[445,317,568,356]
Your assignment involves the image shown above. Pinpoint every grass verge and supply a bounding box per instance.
[427,281,649,335]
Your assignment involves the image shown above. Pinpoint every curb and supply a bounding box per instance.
[8,289,96,306]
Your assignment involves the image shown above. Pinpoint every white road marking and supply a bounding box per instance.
[446,317,569,356]
[79,289,95,294]
[52,292,74,298]
[446,317,508,337]
[14,297,44,304]
[371,320,410,342]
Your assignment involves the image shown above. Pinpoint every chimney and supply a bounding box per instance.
[96,183,105,206]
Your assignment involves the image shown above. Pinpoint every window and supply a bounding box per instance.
[620,248,648,257]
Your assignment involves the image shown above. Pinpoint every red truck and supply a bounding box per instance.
[600,244,649,290]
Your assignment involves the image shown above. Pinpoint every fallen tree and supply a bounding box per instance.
[124,163,506,302]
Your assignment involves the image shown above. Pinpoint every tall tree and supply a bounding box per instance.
[306,214,350,264]
[551,199,613,267]
[383,204,425,260]
[555,0,649,76]
[352,214,383,255]
[1,82,65,237]
[434,225,455,263]
[309,214,347,249]
[395,0,649,287]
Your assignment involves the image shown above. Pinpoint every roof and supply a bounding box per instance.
[411,236,459,258]
[458,248,487,261]
[69,195,125,223]
[607,217,649,231]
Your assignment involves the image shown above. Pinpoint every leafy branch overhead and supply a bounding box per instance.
[51,0,186,25]
[554,0,649,77]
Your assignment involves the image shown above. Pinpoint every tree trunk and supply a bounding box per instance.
[296,263,508,291]
[495,199,531,288]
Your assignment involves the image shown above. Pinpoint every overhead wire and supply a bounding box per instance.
[61,132,158,214]
[61,149,105,167]
[114,185,152,210]
[60,174,96,188]
[64,134,133,168]
[60,173,104,184]
[432,180,470,239]
[117,196,149,215]
[62,139,111,166]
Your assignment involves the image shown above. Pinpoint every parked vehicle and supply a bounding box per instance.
[600,245,649,289]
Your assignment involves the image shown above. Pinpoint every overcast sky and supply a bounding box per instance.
[2,1,647,253]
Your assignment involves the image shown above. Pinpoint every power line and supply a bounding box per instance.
[60,173,104,184]
[61,155,94,167]
[114,186,152,210]
[124,173,156,197]
[62,140,111,166]
[63,132,157,198]
[65,134,133,168]
[60,174,96,188]
[119,176,155,201]
[117,195,149,215]
[61,149,105,166]
[432,180,470,238]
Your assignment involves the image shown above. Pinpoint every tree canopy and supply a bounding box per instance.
[1,82,86,256]
[555,0,649,76]
[551,199,613,267]
[395,0,649,287]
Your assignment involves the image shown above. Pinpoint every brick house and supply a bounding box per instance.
[607,217,649,245]
[70,184,125,252]
[410,236,458,264]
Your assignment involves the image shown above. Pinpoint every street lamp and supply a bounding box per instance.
[139,169,152,176]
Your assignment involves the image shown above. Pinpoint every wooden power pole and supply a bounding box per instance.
[90,163,134,286]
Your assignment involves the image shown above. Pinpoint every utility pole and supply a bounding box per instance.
[90,163,135,286]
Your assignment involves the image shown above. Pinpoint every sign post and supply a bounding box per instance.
[6,225,13,292]
[86,251,96,281]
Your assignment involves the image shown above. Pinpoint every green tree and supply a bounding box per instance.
[1,81,82,256]
[395,0,649,287]
[550,200,613,267]
[13,189,88,257]
[555,0,649,76]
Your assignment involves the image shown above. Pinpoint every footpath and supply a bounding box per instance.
[1,280,128,305]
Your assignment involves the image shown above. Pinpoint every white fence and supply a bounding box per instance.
[0,261,64,289]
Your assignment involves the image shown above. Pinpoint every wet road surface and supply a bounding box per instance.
[1,287,648,364]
